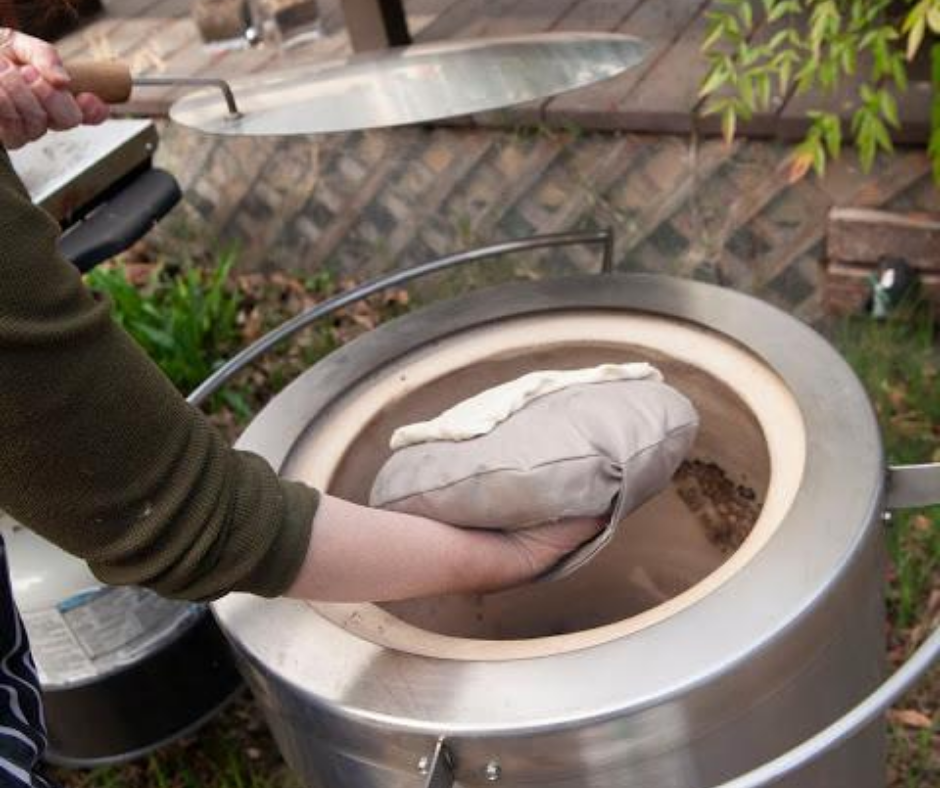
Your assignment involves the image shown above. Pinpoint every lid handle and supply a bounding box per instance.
[65,60,134,104]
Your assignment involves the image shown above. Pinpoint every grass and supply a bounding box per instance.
[51,696,300,788]
[83,252,410,439]
[53,262,940,787]
[835,300,940,785]
[85,249,249,418]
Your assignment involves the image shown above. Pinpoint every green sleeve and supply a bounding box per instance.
[0,150,318,602]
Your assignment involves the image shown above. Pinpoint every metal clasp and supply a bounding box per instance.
[419,738,455,788]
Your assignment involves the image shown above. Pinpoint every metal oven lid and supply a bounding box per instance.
[213,275,884,733]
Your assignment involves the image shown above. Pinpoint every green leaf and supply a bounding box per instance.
[821,112,843,158]
[700,96,729,117]
[699,62,730,97]
[768,1,793,22]
[928,96,940,179]
[703,23,728,52]
[873,117,894,152]
[908,15,926,61]
[812,138,827,176]
[778,55,793,94]
[135,323,177,353]
[902,4,924,35]
[880,89,900,129]
[758,72,773,108]
[928,6,940,33]
[740,73,755,106]
[768,29,791,51]
[892,57,910,92]
[722,104,738,144]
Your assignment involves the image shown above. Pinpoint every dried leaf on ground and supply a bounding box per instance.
[888,709,935,730]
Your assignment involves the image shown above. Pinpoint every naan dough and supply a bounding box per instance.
[389,362,661,450]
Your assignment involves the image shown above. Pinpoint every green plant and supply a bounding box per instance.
[837,302,940,629]
[835,302,940,784]
[700,0,940,181]
[85,250,248,415]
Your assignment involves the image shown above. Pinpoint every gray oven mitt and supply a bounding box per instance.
[370,370,699,580]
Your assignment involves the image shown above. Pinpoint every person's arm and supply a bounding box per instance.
[287,495,603,602]
[0,153,602,602]
[0,146,318,601]
[0,33,602,604]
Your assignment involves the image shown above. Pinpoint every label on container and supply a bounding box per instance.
[21,588,201,686]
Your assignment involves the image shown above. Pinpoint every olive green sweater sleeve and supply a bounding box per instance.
[0,151,318,602]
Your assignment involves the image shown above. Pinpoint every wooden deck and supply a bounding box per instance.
[58,0,933,141]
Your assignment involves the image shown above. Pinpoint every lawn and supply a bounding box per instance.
[51,256,939,788]
[837,303,940,786]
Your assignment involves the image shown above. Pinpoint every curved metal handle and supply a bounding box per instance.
[887,463,940,510]
[705,616,940,788]
[708,463,940,786]
[187,229,614,407]
[134,76,242,117]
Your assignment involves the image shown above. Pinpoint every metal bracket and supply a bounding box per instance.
[886,463,940,510]
[419,738,455,788]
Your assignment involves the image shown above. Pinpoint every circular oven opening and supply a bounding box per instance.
[286,312,806,660]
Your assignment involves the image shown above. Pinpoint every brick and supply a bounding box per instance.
[824,260,940,316]
[827,207,940,270]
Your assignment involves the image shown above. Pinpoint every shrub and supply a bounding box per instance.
[700,0,940,182]
[85,250,247,413]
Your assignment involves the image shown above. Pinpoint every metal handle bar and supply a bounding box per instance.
[887,464,940,509]
[187,229,613,407]
[701,472,940,788]
[415,584,940,788]
[705,622,940,788]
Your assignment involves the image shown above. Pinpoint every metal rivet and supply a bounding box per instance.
[484,761,502,782]
[417,755,430,775]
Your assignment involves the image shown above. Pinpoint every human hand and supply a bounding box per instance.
[492,517,606,587]
[285,495,605,603]
[0,29,110,149]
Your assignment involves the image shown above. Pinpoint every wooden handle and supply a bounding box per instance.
[64,60,134,104]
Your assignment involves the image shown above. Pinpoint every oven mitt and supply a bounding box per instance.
[369,364,700,581]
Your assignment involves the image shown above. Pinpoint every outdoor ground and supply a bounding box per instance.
[44,247,940,788]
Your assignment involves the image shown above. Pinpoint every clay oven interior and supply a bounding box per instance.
[285,312,806,659]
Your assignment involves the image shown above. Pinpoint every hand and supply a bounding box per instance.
[285,495,606,603]
[492,517,606,587]
[0,29,110,150]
